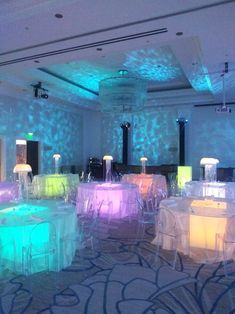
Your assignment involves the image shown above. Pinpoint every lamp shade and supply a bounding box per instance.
[103,155,113,161]
[53,154,61,160]
[200,158,219,165]
[140,157,148,162]
[13,163,32,173]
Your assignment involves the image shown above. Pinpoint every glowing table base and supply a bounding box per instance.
[152,197,235,263]
[76,182,139,218]
[32,174,79,198]
[121,174,167,200]
[0,200,77,275]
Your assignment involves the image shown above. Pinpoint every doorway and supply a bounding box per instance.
[16,139,39,176]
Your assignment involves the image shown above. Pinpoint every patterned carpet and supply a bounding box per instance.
[1,217,235,314]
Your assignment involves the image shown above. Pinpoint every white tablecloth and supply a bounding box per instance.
[0,182,18,203]
[153,197,235,263]
[185,181,235,199]
[0,200,78,274]
[76,182,140,218]
[121,173,167,200]
[32,174,79,198]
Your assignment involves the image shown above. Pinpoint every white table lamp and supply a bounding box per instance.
[13,163,32,200]
[140,157,148,174]
[103,155,113,182]
[200,158,219,182]
[53,154,61,174]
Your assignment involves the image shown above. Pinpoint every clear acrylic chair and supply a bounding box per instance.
[218,216,235,276]
[136,196,158,241]
[0,240,16,277]
[22,221,58,275]
[77,200,103,252]
[155,206,185,269]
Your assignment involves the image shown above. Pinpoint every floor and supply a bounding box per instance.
[0,216,235,314]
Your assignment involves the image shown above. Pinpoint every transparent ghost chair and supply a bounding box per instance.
[0,239,16,277]
[22,221,58,276]
[136,195,158,241]
[155,206,185,269]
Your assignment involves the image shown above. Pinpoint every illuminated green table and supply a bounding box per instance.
[0,200,78,275]
[32,174,79,198]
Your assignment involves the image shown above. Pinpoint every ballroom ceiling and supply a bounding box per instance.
[0,0,234,111]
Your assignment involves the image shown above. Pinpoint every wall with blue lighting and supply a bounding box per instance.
[101,107,179,166]
[188,106,235,179]
[0,95,82,179]
[101,105,235,180]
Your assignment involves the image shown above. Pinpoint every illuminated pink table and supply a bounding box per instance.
[0,182,18,203]
[122,174,167,200]
[76,182,140,218]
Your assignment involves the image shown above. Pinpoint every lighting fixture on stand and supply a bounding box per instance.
[99,70,147,112]
[31,81,49,99]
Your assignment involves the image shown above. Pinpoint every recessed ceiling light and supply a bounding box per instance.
[25,26,29,30]
[96,47,103,51]
[55,13,63,19]
[176,31,183,36]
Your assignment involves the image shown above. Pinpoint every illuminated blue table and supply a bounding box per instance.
[0,200,78,275]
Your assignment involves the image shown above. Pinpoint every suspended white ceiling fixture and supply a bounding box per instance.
[99,70,147,113]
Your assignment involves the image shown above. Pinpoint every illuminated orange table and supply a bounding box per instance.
[153,197,235,263]
[121,174,167,200]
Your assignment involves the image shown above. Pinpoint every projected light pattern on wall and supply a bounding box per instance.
[0,96,82,178]
[124,47,183,81]
[190,106,235,179]
[101,108,178,165]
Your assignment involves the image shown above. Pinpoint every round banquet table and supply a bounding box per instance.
[122,173,167,201]
[152,197,235,263]
[185,181,235,199]
[0,182,18,203]
[32,174,79,198]
[0,200,78,275]
[76,182,140,219]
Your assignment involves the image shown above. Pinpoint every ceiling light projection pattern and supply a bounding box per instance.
[210,72,235,95]
[124,47,183,81]
[46,61,114,99]
[189,65,213,92]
